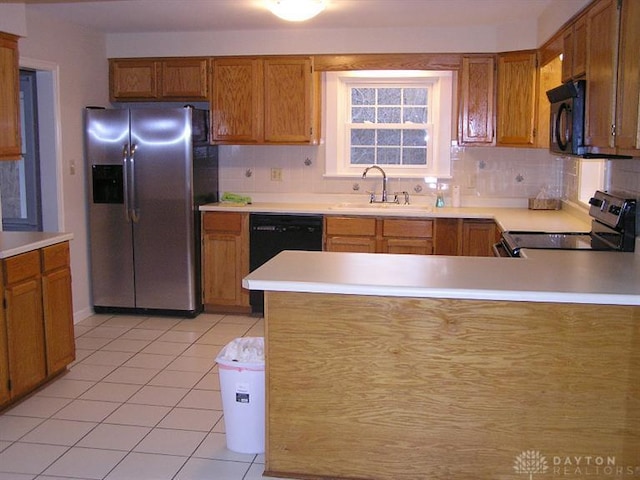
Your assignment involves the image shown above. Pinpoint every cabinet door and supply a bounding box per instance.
[211,58,263,143]
[42,243,75,375]
[161,58,208,100]
[584,0,618,151]
[496,51,537,146]
[263,57,314,143]
[325,236,377,253]
[462,220,497,257]
[4,251,46,399]
[434,218,461,255]
[0,263,9,406]
[202,213,249,309]
[324,216,377,253]
[561,16,587,83]
[459,56,495,144]
[573,17,587,79]
[383,238,433,255]
[0,33,21,161]
[614,0,640,153]
[110,59,159,101]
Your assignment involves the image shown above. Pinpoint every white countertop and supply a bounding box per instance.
[243,249,640,306]
[200,201,591,232]
[0,232,74,259]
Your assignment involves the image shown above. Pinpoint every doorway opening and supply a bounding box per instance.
[0,59,62,233]
[0,69,43,231]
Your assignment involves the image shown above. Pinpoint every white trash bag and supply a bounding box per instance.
[215,337,265,454]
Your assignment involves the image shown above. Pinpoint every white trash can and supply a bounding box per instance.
[216,337,265,454]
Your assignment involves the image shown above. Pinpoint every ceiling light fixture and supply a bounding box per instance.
[266,0,327,22]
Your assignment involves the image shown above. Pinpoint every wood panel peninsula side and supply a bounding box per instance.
[244,250,640,480]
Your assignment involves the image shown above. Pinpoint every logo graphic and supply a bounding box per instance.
[514,450,549,479]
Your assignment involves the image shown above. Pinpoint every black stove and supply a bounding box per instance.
[498,191,636,257]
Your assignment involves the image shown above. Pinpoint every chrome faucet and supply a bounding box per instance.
[362,165,389,203]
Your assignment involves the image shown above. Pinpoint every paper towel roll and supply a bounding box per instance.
[452,185,461,208]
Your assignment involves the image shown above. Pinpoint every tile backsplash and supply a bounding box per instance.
[220,144,564,206]
[218,144,640,206]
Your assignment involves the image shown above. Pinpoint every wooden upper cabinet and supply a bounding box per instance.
[614,0,640,154]
[110,59,160,100]
[263,57,315,143]
[561,15,587,82]
[584,0,619,152]
[458,56,495,145]
[537,55,562,149]
[211,57,263,143]
[496,51,538,146]
[0,32,22,161]
[110,57,208,101]
[211,56,318,145]
[160,58,208,99]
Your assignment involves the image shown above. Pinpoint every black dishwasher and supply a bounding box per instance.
[249,214,323,314]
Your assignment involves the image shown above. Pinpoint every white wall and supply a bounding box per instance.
[0,3,27,37]
[17,9,109,321]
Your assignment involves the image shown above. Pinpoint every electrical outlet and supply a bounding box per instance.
[270,168,283,182]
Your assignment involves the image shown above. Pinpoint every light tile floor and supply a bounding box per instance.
[0,312,294,480]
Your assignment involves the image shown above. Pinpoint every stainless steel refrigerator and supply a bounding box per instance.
[85,106,218,317]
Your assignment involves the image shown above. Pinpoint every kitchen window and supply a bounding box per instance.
[324,70,452,178]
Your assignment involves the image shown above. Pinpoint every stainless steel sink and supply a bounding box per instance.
[329,202,433,212]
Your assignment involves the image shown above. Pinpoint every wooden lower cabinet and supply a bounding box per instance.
[435,218,498,256]
[381,218,433,255]
[324,216,434,255]
[0,241,75,409]
[4,251,46,400]
[324,217,377,253]
[42,243,75,375]
[462,220,499,257]
[202,212,250,312]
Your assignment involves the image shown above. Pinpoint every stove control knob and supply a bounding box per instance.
[589,197,603,208]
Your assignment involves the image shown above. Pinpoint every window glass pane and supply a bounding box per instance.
[403,107,428,123]
[351,147,375,164]
[352,88,375,105]
[377,129,401,146]
[352,106,375,123]
[378,107,401,123]
[351,129,375,145]
[403,129,428,147]
[402,148,427,165]
[377,88,401,105]
[403,88,427,105]
[378,148,401,165]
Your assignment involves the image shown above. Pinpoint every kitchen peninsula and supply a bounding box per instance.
[244,250,640,480]
[0,232,75,410]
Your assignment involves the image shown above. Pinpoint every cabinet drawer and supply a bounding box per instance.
[325,217,376,236]
[42,242,70,273]
[203,212,243,234]
[4,251,41,284]
[382,219,433,238]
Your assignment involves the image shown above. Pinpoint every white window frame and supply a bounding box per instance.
[324,70,452,178]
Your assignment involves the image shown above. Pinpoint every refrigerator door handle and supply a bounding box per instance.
[122,143,132,222]
[129,143,140,223]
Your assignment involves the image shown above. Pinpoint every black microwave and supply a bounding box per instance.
[546,80,586,155]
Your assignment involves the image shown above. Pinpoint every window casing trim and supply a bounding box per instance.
[324,70,453,179]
